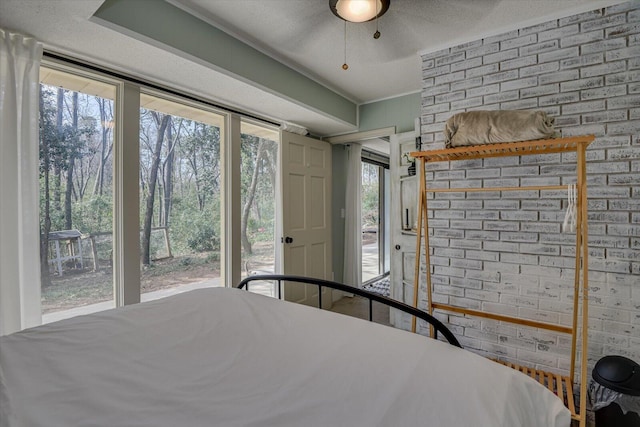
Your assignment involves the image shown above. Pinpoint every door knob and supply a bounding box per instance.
[395,244,401,250]
[284,236,293,244]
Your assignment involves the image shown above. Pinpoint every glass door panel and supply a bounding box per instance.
[239,121,279,297]
[139,93,224,301]
[361,161,380,282]
[39,67,117,322]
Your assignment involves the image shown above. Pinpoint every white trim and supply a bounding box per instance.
[221,114,242,287]
[359,90,422,106]
[325,127,396,144]
[115,82,141,306]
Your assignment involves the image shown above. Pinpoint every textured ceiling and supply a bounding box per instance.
[0,0,627,136]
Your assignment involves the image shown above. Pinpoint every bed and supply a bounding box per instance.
[0,276,569,427]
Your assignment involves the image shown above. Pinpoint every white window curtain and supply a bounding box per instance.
[0,29,43,336]
[343,143,362,288]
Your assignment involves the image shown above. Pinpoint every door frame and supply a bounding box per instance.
[325,127,395,294]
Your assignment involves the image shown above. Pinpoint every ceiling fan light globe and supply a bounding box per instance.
[336,0,382,23]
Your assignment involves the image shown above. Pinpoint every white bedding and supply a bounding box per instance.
[0,288,569,427]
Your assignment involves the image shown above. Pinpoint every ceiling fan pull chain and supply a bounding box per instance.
[342,20,349,70]
[374,1,381,39]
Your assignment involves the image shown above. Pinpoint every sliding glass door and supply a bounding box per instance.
[361,158,390,283]
[138,93,224,301]
[39,66,117,321]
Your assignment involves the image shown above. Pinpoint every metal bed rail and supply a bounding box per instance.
[237,274,461,348]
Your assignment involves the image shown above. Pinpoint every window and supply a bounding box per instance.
[239,121,279,295]
[39,66,117,321]
[138,93,224,301]
[36,59,278,323]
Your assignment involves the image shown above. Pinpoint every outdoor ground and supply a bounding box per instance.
[42,242,275,314]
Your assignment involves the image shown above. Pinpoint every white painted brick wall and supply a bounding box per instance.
[418,0,640,397]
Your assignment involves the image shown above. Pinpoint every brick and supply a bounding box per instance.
[607,2,640,14]
[422,83,450,97]
[422,64,450,78]
[435,51,465,66]
[484,90,519,104]
[521,40,558,55]
[538,24,580,42]
[422,58,435,69]
[483,70,519,84]
[609,95,640,109]
[540,47,580,63]
[435,70,465,85]
[500,98,539,110]
[606,23,640,38]
[580,37,627,54]
[539,70,579,85]
[501,76,538,91]
[608,120,640,136]
[451,39,482,53]
[580,60,626,78]
[581,13,627,31]
[560,9,603,26]
[421,47,450,61]
[451,56,483,72]
[484,48,518,65]
[450,76,483,91]
[484,221,519,231]
[502,34,537,50]
[466,42,500,59]
[561,29,604,47]
[484,30,520,44]
[606,46,640,61]
[562,100,606,114]
[466,63,499,78]
[539,91,580,106]
[606,70,640,85]
[520,62,560,77]
[560,77,603,93]
[609,199,640,211]
[500,55,537,71]
[450,97,484,110]
[581,84,627,100]
[434,92,465,106]
[560,52,604,69]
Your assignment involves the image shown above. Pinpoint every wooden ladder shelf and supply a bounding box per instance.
[410,135,594,427]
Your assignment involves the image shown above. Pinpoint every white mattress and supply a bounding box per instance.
[0,288,570,427]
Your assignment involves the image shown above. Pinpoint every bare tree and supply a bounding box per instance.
[141,112,171,265]
[39,87,53,287]
[93,97,113,196]
[241,137,266,255]
[64,91,78,230]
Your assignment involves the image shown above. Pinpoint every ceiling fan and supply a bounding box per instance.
[328,0,391,69]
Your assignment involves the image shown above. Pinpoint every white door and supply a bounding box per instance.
[390,131,419,328]
[281,131,332,308]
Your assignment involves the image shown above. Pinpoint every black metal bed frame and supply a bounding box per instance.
[237,274,461,348]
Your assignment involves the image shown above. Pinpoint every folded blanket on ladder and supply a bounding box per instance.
[444,110,557,148]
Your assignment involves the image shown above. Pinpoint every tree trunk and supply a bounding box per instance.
[163,122,175,227]
[53,88,64,218]
[241,139,266,255]
[39,87,52,287]
[64,91,78,230]
[141,113,170,265]
[93,98,108,196]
